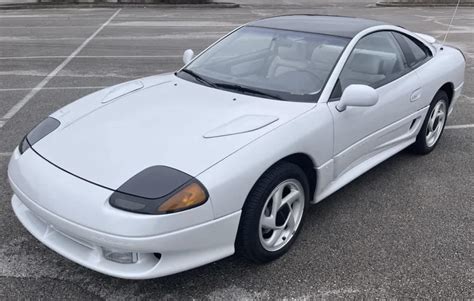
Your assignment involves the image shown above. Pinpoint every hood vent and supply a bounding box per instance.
[204,115,279,138]
[101,80,144,104]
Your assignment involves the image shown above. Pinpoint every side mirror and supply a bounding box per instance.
[336,84,379,112]
[183,49,194,65]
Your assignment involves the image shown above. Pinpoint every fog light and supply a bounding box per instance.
[102,248,138,264]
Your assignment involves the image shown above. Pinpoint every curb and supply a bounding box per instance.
[376,1,474,6]
[0,1,239,9]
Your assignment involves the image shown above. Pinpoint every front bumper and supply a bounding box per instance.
[12,193,240,279]
[8,148,241,279]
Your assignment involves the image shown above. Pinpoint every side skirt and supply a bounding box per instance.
[312,106,429,204]
[313,138,414,203]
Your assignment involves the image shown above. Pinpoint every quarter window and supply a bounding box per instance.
[392,32,431,68]
[331,31,407,99]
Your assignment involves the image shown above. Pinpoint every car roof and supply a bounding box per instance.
[246,15,388,38]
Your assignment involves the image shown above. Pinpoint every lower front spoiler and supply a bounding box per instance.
[12,195,241,279]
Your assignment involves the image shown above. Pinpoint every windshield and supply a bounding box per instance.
[177,26,349,102]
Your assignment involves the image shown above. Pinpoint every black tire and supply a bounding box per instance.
[235,162,310,263]
[410,90,449,155]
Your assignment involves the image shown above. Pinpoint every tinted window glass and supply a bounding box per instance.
[208,29,274,61]
[331,31,406,99]
[180,26,349,103]
[393,32,430,67]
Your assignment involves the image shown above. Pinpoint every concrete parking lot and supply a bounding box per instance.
[0,1,473,299]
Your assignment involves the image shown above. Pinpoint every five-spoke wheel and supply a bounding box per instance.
[259,179,305,252]
[425,100,447,148]
[236,162,309,263]
[411,90,449,154]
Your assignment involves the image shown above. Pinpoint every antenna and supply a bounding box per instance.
[442,0,461,45]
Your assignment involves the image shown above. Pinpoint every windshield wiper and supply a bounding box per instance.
[180,69,216,88]
[180,70,282,100]
[214,83,282,100]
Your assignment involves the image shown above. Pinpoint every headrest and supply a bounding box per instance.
[311,45,343,64]
[277,42,307,61]
[349,53,383,75]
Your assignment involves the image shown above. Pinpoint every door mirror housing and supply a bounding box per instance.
[183,49,194,65]
[336,84,379,112]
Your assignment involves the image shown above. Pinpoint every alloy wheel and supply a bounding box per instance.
[425,100,447,148]
[258,179,305,252]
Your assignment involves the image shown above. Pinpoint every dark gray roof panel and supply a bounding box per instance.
[247,15,388,38]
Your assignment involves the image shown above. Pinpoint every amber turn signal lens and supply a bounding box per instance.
[158,182,207,213]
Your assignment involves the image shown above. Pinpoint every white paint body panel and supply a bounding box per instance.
[330,70,423,178]
[38,74,313,190]
[8,23,465,279]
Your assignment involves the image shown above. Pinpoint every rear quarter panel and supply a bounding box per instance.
[415,45,465,109]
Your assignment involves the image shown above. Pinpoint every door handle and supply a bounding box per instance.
[410,88,422,102]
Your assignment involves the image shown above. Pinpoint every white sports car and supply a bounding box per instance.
[8,15,465,279]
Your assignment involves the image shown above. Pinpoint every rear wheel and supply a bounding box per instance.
[236,162,309,263]
[410,90,448,154]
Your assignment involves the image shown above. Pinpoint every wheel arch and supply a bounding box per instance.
[280,153,317,200]
[439,82,454,106]
[249,153,317,202]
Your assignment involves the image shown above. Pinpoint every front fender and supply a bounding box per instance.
[196,105,334,218]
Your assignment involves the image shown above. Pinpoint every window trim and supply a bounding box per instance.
[329,30,414,101]
[391,31,433,70]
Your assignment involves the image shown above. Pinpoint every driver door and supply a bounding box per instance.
[328,31,423,178]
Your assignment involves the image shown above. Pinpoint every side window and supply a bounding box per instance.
[330,31,407,99]
[392,32,431,68]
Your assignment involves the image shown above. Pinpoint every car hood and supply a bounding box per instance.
[33,74,313,191]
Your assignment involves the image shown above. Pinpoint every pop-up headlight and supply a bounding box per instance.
[109,166,208,215]
[19,117,60,154]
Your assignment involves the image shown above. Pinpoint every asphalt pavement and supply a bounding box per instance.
[0,2,473,299]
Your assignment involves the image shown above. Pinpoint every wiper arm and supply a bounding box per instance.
[179,70,282,100]
[214,83,282,100]
[180,69,216,88]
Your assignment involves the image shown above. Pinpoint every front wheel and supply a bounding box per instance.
[410,90,449,155]
[236,162,309,263]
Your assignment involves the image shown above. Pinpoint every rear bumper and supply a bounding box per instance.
[12,193,240,279]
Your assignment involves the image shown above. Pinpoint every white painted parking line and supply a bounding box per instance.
[0,34,223,42]
[0,86,106,92]
[0,9,122,129]
[0,55,181,60]
[0,152,12,157]
[109,21,239,27]
[0,26,98,29]
[445,124,474,129]
[460,94,474,101]
[0,14,105,18]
